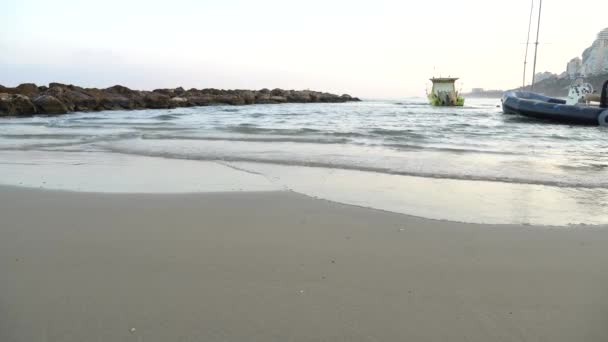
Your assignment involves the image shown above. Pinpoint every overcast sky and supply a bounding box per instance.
[1,0,606,97]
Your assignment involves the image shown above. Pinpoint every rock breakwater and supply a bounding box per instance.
[0,83,360,116]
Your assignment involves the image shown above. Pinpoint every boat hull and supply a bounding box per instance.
[502,91,607,126]
[428,94,465,107]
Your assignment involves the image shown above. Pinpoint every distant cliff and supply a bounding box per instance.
[462,72,608,98]
[580,28,608,76]
[0,83,360,117]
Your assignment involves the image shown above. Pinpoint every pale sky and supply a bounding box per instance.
[0,0,606,98]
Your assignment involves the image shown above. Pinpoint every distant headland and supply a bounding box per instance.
[0,83,360,117]
[464,72,608,98]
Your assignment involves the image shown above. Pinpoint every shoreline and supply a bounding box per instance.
[1,150,606,226]
[2,186,608,341]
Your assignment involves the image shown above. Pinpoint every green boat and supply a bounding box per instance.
[427,77,465,106]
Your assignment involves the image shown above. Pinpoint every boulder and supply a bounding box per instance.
[49,82,68,88]
[169,97,188,107]
[254,93,273,104]
[271,88,287,96]
[186,95,213,106]
[0,83,39,97]
[287,91,312,103]
[107,85,139,98]
[143,92,172,109]
[237,90,256,104]
[103,86,145,109]
[0,93,37,116]
[153,88,174,96]
[201,88,223,96]
[15,83,39,97]
[214,94,245,105]
[269,95,287,103]
[65,90,98,111]
[33,95,68,114]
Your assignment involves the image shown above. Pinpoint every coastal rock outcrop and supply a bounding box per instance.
[0,93,37,116]
[33,95,68,114]
[0,83,360,117]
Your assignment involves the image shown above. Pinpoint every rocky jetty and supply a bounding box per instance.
[0,83,360,117]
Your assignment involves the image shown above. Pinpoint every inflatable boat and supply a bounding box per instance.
[502,80,608,126]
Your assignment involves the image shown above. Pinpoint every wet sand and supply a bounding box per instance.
[1,186,607,341]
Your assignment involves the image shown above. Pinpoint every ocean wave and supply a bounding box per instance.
[54,121,172,127]
[101,146,608,189]
[3,98,607,192]
[220,125,322,135]
[0,132,141,151]
[0,121,49,126]
[383,143,521,155]
[0,133,89,140]
[369,128,427,140]
[152,114,181,120]
[221,108,241,113]
[140,134,350,145]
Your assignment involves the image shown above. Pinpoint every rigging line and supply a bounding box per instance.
[523,0,534,88]
[531,0,543,91]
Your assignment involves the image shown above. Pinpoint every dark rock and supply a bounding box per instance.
[107,85,137,97]
[237,90,256,104]
[169,97,188,107]
[0,83,40,97]
[186,95,213,106]
[153,88,174,96]
[215,94,245,105]
[270,88,287,96]
[0,93,37,116]
[33,95,68,114]
[16,83,40,97]
[255,93,273,104]
[269,96,287,103]
[143,92,172,109]
[65,90,98,111]
[48,82,68,89]
[287,91,312,103]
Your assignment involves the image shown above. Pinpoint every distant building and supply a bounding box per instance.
[599,27,608,40]
[534,72,557,83]
[580,27,608,75]
[566,57,582,79]
[471,88,484,93]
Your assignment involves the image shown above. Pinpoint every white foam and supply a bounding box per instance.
[231,162,608,226]
[0,151,281,193]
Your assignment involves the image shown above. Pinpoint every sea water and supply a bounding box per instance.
[1,98,607,225]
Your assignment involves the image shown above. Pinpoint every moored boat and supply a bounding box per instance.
[502,80,608,126]
[427,77,465,106]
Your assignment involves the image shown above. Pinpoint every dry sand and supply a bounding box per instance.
[1,186,607,341]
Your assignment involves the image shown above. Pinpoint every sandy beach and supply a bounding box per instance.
[1,186,607,342]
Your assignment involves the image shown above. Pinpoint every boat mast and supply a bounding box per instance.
[523,0,534,88]
[530,0,542,91]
